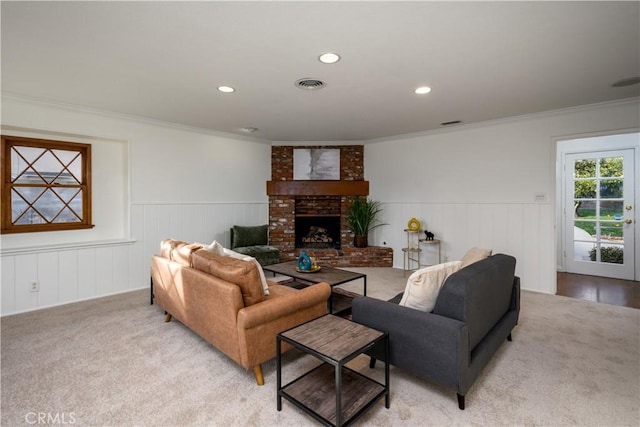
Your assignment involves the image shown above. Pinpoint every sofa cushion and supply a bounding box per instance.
[461,247,492,268]
[222,248,270,296]
[201,241,269,296]
[160,239,202,266]
[399,261,462,312]
[232,245,281,266]
[192,249,266,306]
[231,224,268,248]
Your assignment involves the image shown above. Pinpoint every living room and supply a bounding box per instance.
[1,2,639,426]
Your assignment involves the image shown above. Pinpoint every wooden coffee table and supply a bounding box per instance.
[277,315,389,427]
[263,261,366,315]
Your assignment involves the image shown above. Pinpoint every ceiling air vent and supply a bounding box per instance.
[295,78,326,90]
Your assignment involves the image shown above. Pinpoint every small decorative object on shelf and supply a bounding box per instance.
[407,217,421,231]
[403,228,442,274]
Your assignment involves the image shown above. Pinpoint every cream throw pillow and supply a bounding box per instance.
[399,261,463,312]
[202,240,225,255]
[461,247,492,268]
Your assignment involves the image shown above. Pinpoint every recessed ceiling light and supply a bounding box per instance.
[414,86,432,95]
[318,52,341,64]
[241,127,259,133]
[218,86,235,93]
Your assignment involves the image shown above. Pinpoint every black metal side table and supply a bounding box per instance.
[277,315,389,427]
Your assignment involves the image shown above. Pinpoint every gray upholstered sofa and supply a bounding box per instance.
[230,224,280,266]
[352,254,520,410]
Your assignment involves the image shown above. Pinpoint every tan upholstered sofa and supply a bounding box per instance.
[151,239,331,385]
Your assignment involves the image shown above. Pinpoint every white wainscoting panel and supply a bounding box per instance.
[371,201,555,294]
[58,250,79,304]
[1,202,268,316]
[2,200,552,314]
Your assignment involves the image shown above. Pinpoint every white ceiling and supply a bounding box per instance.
[2,1,639,141]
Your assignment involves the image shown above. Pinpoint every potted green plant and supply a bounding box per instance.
[346,197,387,248]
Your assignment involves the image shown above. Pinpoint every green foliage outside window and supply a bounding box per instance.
[589,246,623,264]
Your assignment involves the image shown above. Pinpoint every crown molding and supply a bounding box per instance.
[1,92,272,145]
[4,91,637,145]
[366,97,640,144]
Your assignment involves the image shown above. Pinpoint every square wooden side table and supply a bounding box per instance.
[277,315,389,427]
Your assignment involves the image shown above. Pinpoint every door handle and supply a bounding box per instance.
[626,205,633,211]
[624,218,633,224]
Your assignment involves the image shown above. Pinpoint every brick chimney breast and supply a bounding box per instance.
[267,145,391,267]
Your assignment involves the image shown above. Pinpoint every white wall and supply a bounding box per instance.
[2,95,638,314]
[365,99,640,294]
[1,95,271,315]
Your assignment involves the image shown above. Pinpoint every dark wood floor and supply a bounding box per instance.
[557,272,640,309]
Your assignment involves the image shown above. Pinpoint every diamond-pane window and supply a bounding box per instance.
[2,135,93,233]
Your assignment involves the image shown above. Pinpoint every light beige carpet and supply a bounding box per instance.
[1,267,639,426]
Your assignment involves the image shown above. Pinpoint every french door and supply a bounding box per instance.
[564,150,635,280]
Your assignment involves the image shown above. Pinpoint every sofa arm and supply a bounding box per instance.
[238,283,331,329]
[512,276,521,310]
[352,296,469,389]
[236,283,331,369]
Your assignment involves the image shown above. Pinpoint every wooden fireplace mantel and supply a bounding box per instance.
[266,180,369,196]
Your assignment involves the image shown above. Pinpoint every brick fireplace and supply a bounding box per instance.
[267,145,392,267]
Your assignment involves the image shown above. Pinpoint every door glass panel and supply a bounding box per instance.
[600,178,622,198]
[574,220,595,237]
[574,221,596,261]
[574,159,596,178]
[599,157,623,178]
[575,200,595,219]
[574,180,596,199]
[599,200,623,221]
[600,221,623,239]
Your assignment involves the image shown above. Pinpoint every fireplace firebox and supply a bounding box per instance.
[295,216,341,250]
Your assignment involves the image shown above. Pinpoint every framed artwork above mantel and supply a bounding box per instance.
[293,148,340,180]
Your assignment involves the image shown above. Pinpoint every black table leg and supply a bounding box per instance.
[277,336,282,411]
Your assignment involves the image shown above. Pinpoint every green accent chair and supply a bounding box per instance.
[230,224,281,266]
